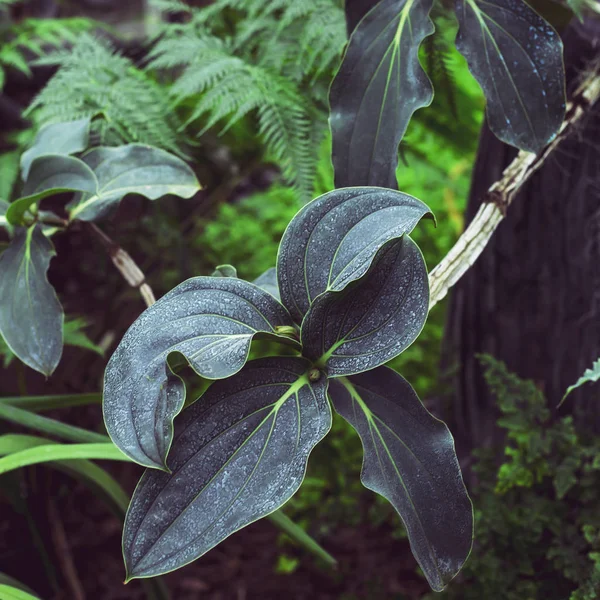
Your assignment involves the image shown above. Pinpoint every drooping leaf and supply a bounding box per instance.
[0,225,63,376]
[329,0,435,189]
[6,155,98,225]
[123,357,331,580]
[253,267,280,301]
[68,144,201,222]
[329,367,473,591]
[301,237,428,376]
[277,187,432,323]
[211,264,238,278]
[103,277,298,470]
[20,117,91,180]
[454,0,565,153]
[561,357,600,403]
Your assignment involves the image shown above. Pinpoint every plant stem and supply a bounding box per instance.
[86,222,156,308]
[428,57,600,310]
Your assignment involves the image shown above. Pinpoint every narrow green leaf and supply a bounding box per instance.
[0,584,41,600]
[68,144,201,222]
[277,187,432,324]
[6,155,98,225]
[329,367,473,591]
[0,393,101,411]
[268,510,336,567]
[329,0,435,188]
[561,357,600,403]
[123,357,331,580]
[301,237,429,376]
[454,0,566,152]
[0,225,63,376]
[103,277,297,470]
[0,402,108,444]
[0,441,128,475]
[0,434,129,513]
[20,117,91,180]
[253,267,280,301]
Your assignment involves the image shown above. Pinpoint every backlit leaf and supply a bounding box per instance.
[301,236,429,376]
[20,117,91,180]
[0,225,63,376]
[68,144,201,222]
[329,0,435,188]
[561,357,600,403]
[329,367,473,591]
[277,187,431,323]
[454,0,565,152]
[103,277,297,470]
[123,357,331,580]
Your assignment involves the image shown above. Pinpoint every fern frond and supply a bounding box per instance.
[26,35,185,155]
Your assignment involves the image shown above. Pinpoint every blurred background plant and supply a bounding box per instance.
[1,0,598,598]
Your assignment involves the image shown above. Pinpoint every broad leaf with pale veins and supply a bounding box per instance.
[277,187,431,323]
[329,367,473,591]
[454,0,565,152]
[123,357,331,580]
[103,277,297,470]
[301,236,429,376]
[68,144,201,222]
[329,0,435,188]
[0,225,63,376]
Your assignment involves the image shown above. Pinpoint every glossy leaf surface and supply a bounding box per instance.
[277,187,431,323]
[20,117,91,180]
[123,358,331,580]
[103,277,295,470]
[330,0,435,188]
[7,155,97,225]
[329,367,473,591]
[68,144,201,222]
[301,237,429,376]
[454,0,565,152]
[0,225,63,376]
[253,267,280,301]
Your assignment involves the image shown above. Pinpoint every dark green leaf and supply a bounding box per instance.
[68,144,201,222]
[103,277,297,470]
[63,317,104,356]
[253,267,280,301]
[454,0,565,152]
[20,117,91,180]
[329,367,473,591]
[277,187,431,323]
[0,225,63,376]
[123,357,331,580]
[6,155,98,225]
[301,237,429,376]
[329,0,435,188]
[211,264,238,278]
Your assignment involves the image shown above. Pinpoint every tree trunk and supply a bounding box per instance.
[442,18,600,452]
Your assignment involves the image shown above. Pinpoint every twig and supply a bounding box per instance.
[47,497,86,600]
[428,58,600,310]
[86,223,156,308]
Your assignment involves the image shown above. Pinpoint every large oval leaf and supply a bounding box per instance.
[301,236,429,376]
[7,155,98,225]
[277,187,431,324]
[20,117,91,180]
[103,277,297,470]
[68,144,201,222]
[0,224,63,376]
[123,357,331,580]
[329,0,435,188]
[329,367,473,591]
[454,0,565,153]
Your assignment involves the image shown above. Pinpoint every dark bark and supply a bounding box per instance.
[442,18,600,452]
